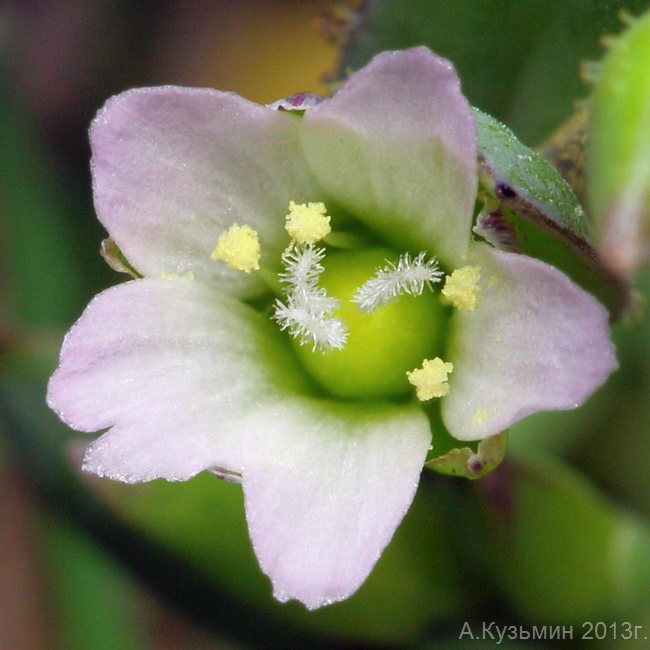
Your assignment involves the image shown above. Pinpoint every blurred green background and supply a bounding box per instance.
[3,1,650,648]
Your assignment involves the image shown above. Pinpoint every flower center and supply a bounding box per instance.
[294,247,447,400]
[212,202,483,403]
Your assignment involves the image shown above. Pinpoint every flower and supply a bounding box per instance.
[46,47,617,609]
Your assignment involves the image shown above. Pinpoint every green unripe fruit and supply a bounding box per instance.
[294,247,447,400]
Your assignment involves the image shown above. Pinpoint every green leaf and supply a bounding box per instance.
[0,92,91,327]
[474,107,629,317]
[43,518,146,650]
[588,9,650,276]
[476,452,650,624]
[339,0,648,143]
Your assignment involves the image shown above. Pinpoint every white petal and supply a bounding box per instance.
[47,279,305,481]
[301,47,477,268]
[442,245,618,440]
[91,87,322,296]
[240,399,431,609]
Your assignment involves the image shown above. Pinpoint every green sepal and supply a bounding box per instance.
[475,107,587,238]
[474,107,629,317]
[99,238,142,278]
[425,431,508,480]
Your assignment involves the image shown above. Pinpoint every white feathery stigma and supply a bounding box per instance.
[273,244,348,351]
[273,297,348,351]
[352,252,443,313]
[278,245,326,292]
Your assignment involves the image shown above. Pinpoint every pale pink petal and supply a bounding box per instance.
[91,87,322,296]
[442,245,618,440]
[239,400,431,609]
[47,278,305,481]
[301,47,477,268]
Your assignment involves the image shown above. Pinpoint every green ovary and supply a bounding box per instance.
[294,247,447,400]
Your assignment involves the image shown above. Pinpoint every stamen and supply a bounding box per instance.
[442,265,481,311]
[211,223,260,273]
[352,252,443,312]
[285,201,331,245]
[406,358,454,400]
[273,244,347,351]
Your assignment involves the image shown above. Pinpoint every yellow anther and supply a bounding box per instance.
[442,265,481,311]
[406,357,454,401]
[211,224,260,273]
[285,201,331,244]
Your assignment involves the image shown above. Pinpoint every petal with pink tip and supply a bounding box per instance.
[47,278,305,481]
[301,47,477,268]
[442,244,617,440]
[240,399,431,609]
[91,87,322,296]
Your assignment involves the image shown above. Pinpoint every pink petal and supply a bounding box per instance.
[442,245,618,440]
[90,87,322,296]
[240,400,431,609]
[47,278,305,481]
[46,277,432,609]
[301,47,477,268]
